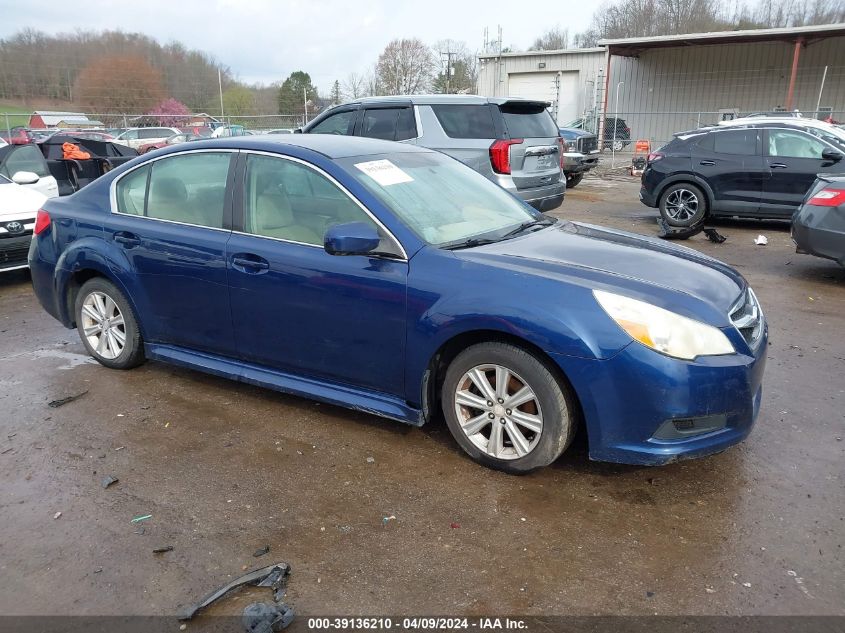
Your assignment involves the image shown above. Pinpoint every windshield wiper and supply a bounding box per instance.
[499,217,556,240]
[441,237,501,251]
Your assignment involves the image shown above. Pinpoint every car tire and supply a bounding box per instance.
[659,183,708,227]
[441,342,576,474]
[75,278,145,370]
[566,173,584,188]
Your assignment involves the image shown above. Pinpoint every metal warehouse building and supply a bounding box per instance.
[477,23,845,146]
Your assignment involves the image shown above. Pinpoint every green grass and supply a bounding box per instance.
[0,102,33,129]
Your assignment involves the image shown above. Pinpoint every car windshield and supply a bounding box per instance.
[338,151,545,247]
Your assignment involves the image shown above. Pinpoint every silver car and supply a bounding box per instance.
[300,95,565,211]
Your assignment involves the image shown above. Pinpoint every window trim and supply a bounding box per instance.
[235,150,408,260]
[109,148,238,233]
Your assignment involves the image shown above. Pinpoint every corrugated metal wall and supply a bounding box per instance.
[478,35,845,145]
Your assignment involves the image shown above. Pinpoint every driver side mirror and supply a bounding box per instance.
[822,148,843,162]
[12,171,39,185]
[324,222,380,256]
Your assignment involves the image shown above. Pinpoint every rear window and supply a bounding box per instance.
[431,105,496,139]
[713,129,758,156]
[500,103,558,138]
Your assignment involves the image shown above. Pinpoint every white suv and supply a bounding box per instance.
[115,127,181,150]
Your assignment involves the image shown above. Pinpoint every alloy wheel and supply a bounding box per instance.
[453,364,544,460]
[80,291,126,360]
[664,188,700,222]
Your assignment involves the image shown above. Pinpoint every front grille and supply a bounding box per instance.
[578,135,598,154]
[0,234,32,268]
[729,288,763,349]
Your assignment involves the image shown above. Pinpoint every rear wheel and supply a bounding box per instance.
[659,183,707,227]
[441,342,575,474]
[566,173,584,188]
[75,278,145,370]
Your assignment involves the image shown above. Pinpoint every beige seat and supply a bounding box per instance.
[148,177,203,225]
[251,175,321,244]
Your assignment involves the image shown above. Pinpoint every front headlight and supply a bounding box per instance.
[594,290,734,360]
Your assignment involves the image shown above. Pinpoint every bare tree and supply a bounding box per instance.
[376,38,437,95]
[342,71,366,100]
[529,27,570,51]
[432,40,478,94]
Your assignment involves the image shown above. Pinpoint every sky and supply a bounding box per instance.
[0,0,606,93]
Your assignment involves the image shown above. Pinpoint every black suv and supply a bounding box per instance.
[640,122,845,227]
[564,117,631,151]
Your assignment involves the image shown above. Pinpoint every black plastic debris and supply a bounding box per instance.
[48,390,89,408]
[253,545,270,558]
[179,562,291,621]
[101,475,118,489]
[703,228,727,243]
[153,545,174,554]
[242,602,294,633]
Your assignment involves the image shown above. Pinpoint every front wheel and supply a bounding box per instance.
[659,183,707,227]
[75,278,146,370]
[441,342,576,473]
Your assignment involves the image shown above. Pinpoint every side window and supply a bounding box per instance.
[395,108,417,140]
[309,110,355,135]
[1,144,50,177]
[115,164,150,215]
[140,128,163,139]
[713,130,758,156]
[121,130,139,140]
[243,154,376,246]
[768,130,827,159]
[361,108,401,140]
[696,133,715,152]
[431,105,496,139]
[146,152,231,228]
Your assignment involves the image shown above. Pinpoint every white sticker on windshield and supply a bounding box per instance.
[354,159,413,186]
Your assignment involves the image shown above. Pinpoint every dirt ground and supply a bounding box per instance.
[0,173,842,621]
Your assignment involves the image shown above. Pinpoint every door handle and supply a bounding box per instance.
[770,163,788,169]
[232,256,270,272]
[113,232,140,247]
[699,160,716,166]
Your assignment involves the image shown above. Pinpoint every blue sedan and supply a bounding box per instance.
[28,136,767,472]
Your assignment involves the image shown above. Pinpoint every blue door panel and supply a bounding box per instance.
[226,234,408,396]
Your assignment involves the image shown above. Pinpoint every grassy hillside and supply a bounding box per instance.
[0,102,31,129]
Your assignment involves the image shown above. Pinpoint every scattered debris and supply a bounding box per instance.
[48,390,89,408]
[114,446,125,451]
[1,447,13,455]
[450,522,460,529]
[382,515,396,526]
[754,235,768,246]
[253,545,270,558]
[180,625,187,631]
[657,218,703,240]
[53,511,62,520]
[243,602,294,633]
[131,514,152,524]
[179,562,291,621]
[338,525,353,534]
[787,570,814,598]
[94,567,103,574]
[742,582,752,588]
[153,545,174,554]
[135,527,145,535]
[366,456,375,463]
[703,228,727,243]
[520,517,527,522]
[646,591,655,598]
[705,586,716,594]
[101,475,119,489]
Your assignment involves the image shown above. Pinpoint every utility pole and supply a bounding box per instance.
[218,68,225,118]
[441,50,455,93]
[303,87,308,124]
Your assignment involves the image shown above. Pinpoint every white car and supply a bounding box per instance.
[0,173,47,272]
[719,116,845,149]
[114,127,182,150]
[0,143,60,198]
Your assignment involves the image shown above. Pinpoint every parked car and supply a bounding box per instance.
[29,135,766,471]
[559,127,599,188]
[0,142,59,198]
[564,117,632,151]
[267,128,295,134]
[58,130,116,142]
[114,127,182,150]
[212,125,248,138]
[640,122,845,227]
[301,95,565,212]
[792,174,845,266]
[718,116,845,150]
[0,127,34,145]
[139,132,205,154]
[0,173,47,272]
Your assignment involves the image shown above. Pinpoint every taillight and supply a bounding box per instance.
[34,209,51,235]
[647,152,664,162]
[489,138,523,174]
[807,187,845,207]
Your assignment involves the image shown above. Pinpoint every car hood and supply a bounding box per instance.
[457,221,745,317]
[559,127,595,139]
[0,183,46,219]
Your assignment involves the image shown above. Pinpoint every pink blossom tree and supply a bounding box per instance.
[145,98,191,126]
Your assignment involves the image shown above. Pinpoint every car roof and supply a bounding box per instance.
[344,94,551,107]
[718,117,835,130]
[174,134,433,159]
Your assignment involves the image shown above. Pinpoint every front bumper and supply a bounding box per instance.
[562,152,599,174]
[791,206,845,265]
[0,233,33,271]
[552,328,767,465]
